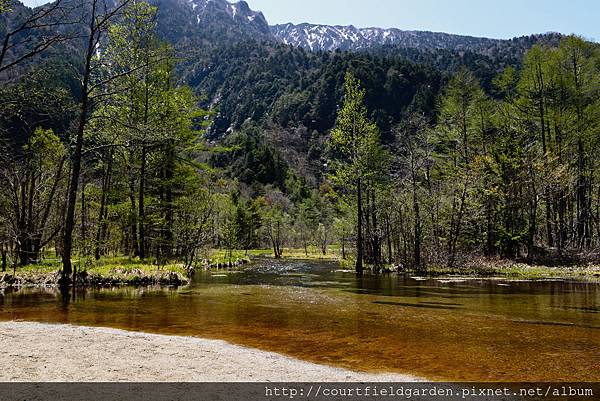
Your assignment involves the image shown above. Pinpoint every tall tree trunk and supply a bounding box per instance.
[62,1,97,283]
[412,180,422,270]
[164,143,175,258]
[17,178,29,266]
[371,189,381,267]
[448,179,468,268]
[586,170,593,248]
[576,139,588,248]
[385,214,392,264]
[526,156,538,260]
[596,184,600,244]
[31,156,65,262]
[485,199,494,256]
[80,180,87,258]
[23,170,36,264]
[535,64,554,249]
[95,150,113,260]
[364,185,372,264]
[138,146,147,259]
[1,245,6,272]
[398,206,408,266]
[356,178,364,274]
[128,159,139,257]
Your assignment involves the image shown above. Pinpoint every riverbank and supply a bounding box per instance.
[276,249,600,280]
[422,257,600,280]
[0,259,189,289]
[0,250,331,289]
[0,251,269,289]
[3,251,600,290]
[0,321,420,382]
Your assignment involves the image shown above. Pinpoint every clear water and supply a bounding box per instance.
[1,258,599,381]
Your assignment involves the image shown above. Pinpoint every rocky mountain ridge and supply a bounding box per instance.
[270,22,504,52]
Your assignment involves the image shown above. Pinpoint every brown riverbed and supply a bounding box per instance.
[1,259,599,381]
[0,321,418,381]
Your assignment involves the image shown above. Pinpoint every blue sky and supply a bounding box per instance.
[249,0,598,41]
[20,0,599,41]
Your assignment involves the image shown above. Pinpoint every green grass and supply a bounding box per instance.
[9,250,600,281]
[206,246,343,264]
[207,249,269,265]
[14,256,187,277]
[275,246,345,261]
[11,259,60,274]
[417,261,600,279]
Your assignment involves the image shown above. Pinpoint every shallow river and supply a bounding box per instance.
[1,259,599,381]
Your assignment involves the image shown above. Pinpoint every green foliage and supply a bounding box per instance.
[0,71,74,154]
[24,127,66,167]
[2,0,600,278]
[327,72,391,269]
[186,41,442,137]
[233,199,262,251]
[0,126,67,265]
[329,72,388,189]
[214,121,289,190]
[258,188,292,258]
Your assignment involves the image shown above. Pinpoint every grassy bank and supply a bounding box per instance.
[209,248,600,280]
[425,258,600,280]
[248,246,343,261]
[205,246,343,266]
[2,249,599,290]
[0,247,339,289]
[207,249,269,266]
[0,257,189,288]
[308,252,600,280]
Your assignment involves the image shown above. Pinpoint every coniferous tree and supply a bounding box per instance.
[329,71,388,273]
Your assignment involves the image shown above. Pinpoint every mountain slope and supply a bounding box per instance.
[153,0,270,46]
[154,1,560,59]
[1,0,560,139]
[188,0,270,36]
[271,23,503,52]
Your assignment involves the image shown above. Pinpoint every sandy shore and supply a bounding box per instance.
[0,321,420,382]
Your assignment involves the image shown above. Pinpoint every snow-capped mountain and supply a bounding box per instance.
[150,0,552,57]
[188,0,270,35]
[152,0,271,45]
[271,23,503,52]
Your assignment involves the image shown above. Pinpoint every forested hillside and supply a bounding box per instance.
[1,0,599,279]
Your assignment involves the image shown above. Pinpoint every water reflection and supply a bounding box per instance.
[1,258,599,381]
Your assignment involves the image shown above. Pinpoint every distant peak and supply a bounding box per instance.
[270,22,507,52]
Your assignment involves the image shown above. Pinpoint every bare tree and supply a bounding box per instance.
[0,128,66,266]
[395,114,434,271]
[0,0,81,76]
[61,0,134,283]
